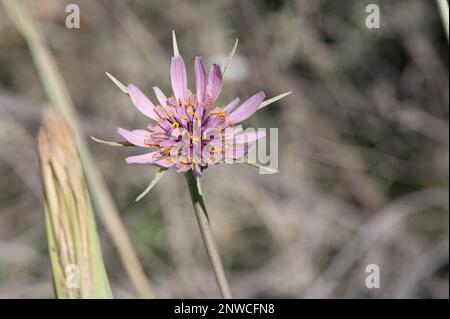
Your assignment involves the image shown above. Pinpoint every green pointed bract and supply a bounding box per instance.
[91,136,134,147]
[172,30,180,56]
[259,91,292,110]
[222,39,239,76]
[244,159,279,174]
[135,168,168,201]
[106,72,128,94]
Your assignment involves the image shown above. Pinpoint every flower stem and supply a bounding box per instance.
[184,171,232,299]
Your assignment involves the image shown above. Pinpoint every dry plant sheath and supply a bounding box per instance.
[38,109,112,299]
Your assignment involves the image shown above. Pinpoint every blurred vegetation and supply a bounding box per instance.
[0,0,448,298]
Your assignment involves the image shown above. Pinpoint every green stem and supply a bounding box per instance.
[184,171,232,299]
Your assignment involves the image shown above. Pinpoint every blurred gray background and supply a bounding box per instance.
[0,0,448,298]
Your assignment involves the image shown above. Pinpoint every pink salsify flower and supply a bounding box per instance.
[117,47,266,178]
[95,33,290,199]
[93,33,291,297]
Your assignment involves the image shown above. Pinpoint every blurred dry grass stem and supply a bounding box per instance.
[38,109,112,299]
[436,0,449,42]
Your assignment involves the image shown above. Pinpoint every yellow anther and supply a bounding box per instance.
[145,142,157,147]
[172,122,179,128]
[187,109,202,127]
[186,101,196,109]
[218,112,227,118]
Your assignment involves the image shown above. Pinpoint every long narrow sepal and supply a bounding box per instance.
[244,159,279,174]
[172,30,180,56]
[135,168,168,202]
[90,136,134,147]
[105,72,128,94]
[222,39,238,76]
[258,91,292,110]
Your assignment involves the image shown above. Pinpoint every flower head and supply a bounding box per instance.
[117,39,266,176]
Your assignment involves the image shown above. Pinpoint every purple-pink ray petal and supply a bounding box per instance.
[153,86,168,107]
[125,151,162,164]
[176,163,192,173]
[228,91,265,125]
[225,143,251,159]
[170,55,187,102]
[147,123,165,133]
[127,84,159,120]
[155,157,174,168]
[117,127,152,147]
[159,139,177,147]
[223,97,240,114]
[231,130,266,144]
[195,57,207,103]
[132,129,152,137]
[206,64,223,104]
[158,119,173,132]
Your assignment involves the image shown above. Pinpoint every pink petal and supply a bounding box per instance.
[231,130,266,144]
[127,84,158,120]
[225,143,251,159]
[153,86,168,107]
[195,57,207,103]
[222,126,243,138]
[117,127,152,147]
[132,129,152,137]
[158,119,172,132]
[206,64,223,104]
[159,139,177,147]
[147,123,165,133]
[170,55,187,101]
[228,91,265,124]
[155,157,174,168]
[176,163,192,173]
[125,151,162,164]
[153,105,169,120]
[223,98,240,114]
